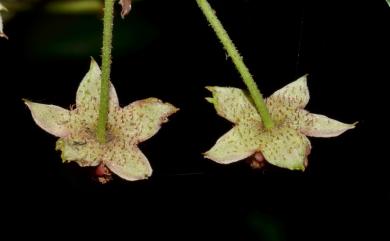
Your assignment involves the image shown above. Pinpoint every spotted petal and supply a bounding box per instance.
[204,120,263,164]
[266,75,309,125]
[0,3,7,39]
[119,98,178,143]
[298,110,356,137]
[75,58,119,123]
[206,86,261,124]
[267,75,309,109]
[104,145,152,181]
[258,127,311,170]
[56,138,101,167]
[24,101,70,137]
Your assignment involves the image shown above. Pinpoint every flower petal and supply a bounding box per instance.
[104,145,152,181]
[75,58,118,119]
[266,75,309,109]
[266,104,297,126]
[206,86,261,124]
[119,98,178,143]
[298,110,356,137]
[0,3,7,39]
[204,121,263,164]
[55,137,101,167]
[258,127,311,170]
[24,100,70,137]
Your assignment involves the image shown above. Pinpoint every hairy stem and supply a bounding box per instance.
[97,0,114,143]
[196,0,274,129]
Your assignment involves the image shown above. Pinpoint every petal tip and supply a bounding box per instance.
[332,120,357,136]
[341,121,358,133]
[23,99,34,112]
[205,87,216,104]
[295,163,306,171]
[158,100,179,116]
[89,57,99,70]
[203,146,253,164]
[205,97,214,104]
[277,159,306,171]
[108,163,153,182]
[169,103,180,114]
[173,107,180,114]
[203,151,227,164]
[0,33,8,39]
[205,86,214,92]
[22,98,31,105]
[296,74,309,88]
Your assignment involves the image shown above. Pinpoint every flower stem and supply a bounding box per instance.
[196,0,274,129]
[97,0,114,143]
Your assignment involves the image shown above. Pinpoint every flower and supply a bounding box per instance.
[205,75,356,170]
[0,3,7,39]
[25,59,178,181]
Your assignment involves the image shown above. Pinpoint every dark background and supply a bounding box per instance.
[1,0,388,239]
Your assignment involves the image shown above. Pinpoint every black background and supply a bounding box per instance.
[1,0,388,239]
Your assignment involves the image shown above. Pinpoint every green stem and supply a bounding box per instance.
[196,0,274,129]
[97,0,114,143]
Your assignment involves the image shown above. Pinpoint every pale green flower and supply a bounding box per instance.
[205,75,356,170]
[0,3,7,39]
[25,59,178,181]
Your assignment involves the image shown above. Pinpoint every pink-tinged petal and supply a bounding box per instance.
[204,121,263,164]
[119,0,132,18]
[24,100,70,137]
[119,98,179,143]
[55,138,101,167]
[258,127,311,171]
[75,58,118,120]
[267,75,309,109]
[298,110,357,137]
[206,86,261,124]
[104,145,152,181]
[0,3,7,39]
